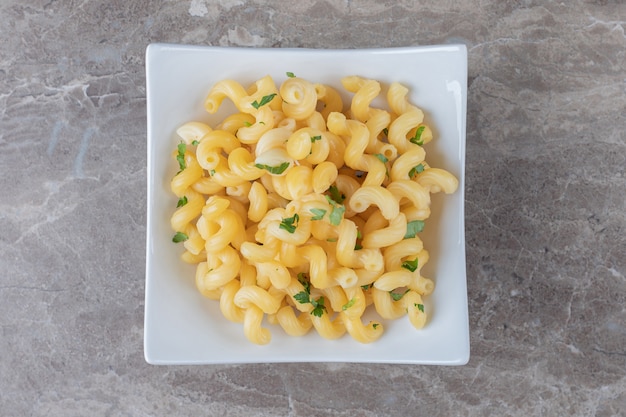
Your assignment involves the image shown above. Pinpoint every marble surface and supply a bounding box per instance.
[1,0,625,415]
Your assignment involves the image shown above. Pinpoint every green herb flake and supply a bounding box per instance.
[310,135,322,143]
[297,272,311,294]
[294,291,310,304]
[409,163,425,178]
[293,280,326,317]
[279,213,299,234]
[404,220,425,239]
[356,230,362,239]
[310,208,327,221]
[328,185,345,204]
[176,196,188,208]
[410,125,426,146]
[176,142,187,171]
[342,298,356,311]
[401,258,419,272]
[209,169,216,176]
[251,93,277,109]
[325,195,346,226]
[390,289,410,301]
[310,296,327,317]
[243,121,252,127]
[286,71,296,78]
[374,153,388,164]
[372,323,380,329]
[329,205,345,226]
[361,283,373,290]
[326,238,338,242]
[382,128,389,136]
[177,142,186,155]
[255,162,290,175]
[354,244,363,250]
[191,140,199,146]
[172,232,189,243]
[416,303,425,313]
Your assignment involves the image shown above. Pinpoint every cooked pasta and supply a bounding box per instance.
[169,73,458,344]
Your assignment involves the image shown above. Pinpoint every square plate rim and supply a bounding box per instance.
[144,43,469,365]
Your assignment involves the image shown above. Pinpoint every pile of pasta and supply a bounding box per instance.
[170,74,458,344]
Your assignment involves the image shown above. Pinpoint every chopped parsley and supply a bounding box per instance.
[279,213,299,233]
[310,208,326,221]
[251,93,277,109]
[409,163,425,178]
[404,220,425,239]
[355,229,362,247]
[293,284,327,317]
[286,71,296,78]
[374,153,388,164]
[310,296,327,317]
[255,161,290,175]
[416,303,425,313]
[390,289,410,301]
[372,323,380,329]
[293,291,310,304]
[325,195,346,226]
[401,258,419,272]
[172,232,188,243]
[361,283,373,290]
[328,185,345,204]
[410,125,426,146]
[176,196,188,208]
[209,169,216,176]
[243,121,252,127]
[176,142,186,172]
[382,128,389,136]
[191,140,199,146]
[342,298,356,311]
[297,272,310,293]
[310,135,322,142]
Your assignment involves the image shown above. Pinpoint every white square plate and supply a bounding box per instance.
[145,43,469,365]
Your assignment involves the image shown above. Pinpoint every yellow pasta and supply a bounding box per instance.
[415,167,460,194]
[220,279,245,323]
[247,181,269,222]
[169,74,458,344]
[237,106,275,143]
[280,77,318,120]
[312,161,338,194]
[371,287,406,319]
[276,306,313,336]
[342,314,383,343]
[176,121,212,145]
[315,83,343,119]
[360,212,407,249]
[204,79,248,114]
[349,186,399,220]
[243,305,272,345]
[341,75,381,123]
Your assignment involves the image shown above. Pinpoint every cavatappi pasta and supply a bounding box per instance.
[170,74,458,344]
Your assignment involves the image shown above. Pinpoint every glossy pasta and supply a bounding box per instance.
[169,73,458,344]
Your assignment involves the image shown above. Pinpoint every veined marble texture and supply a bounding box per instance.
[1,0,625,416]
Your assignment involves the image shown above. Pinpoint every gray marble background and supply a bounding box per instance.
[1,0,625,416]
